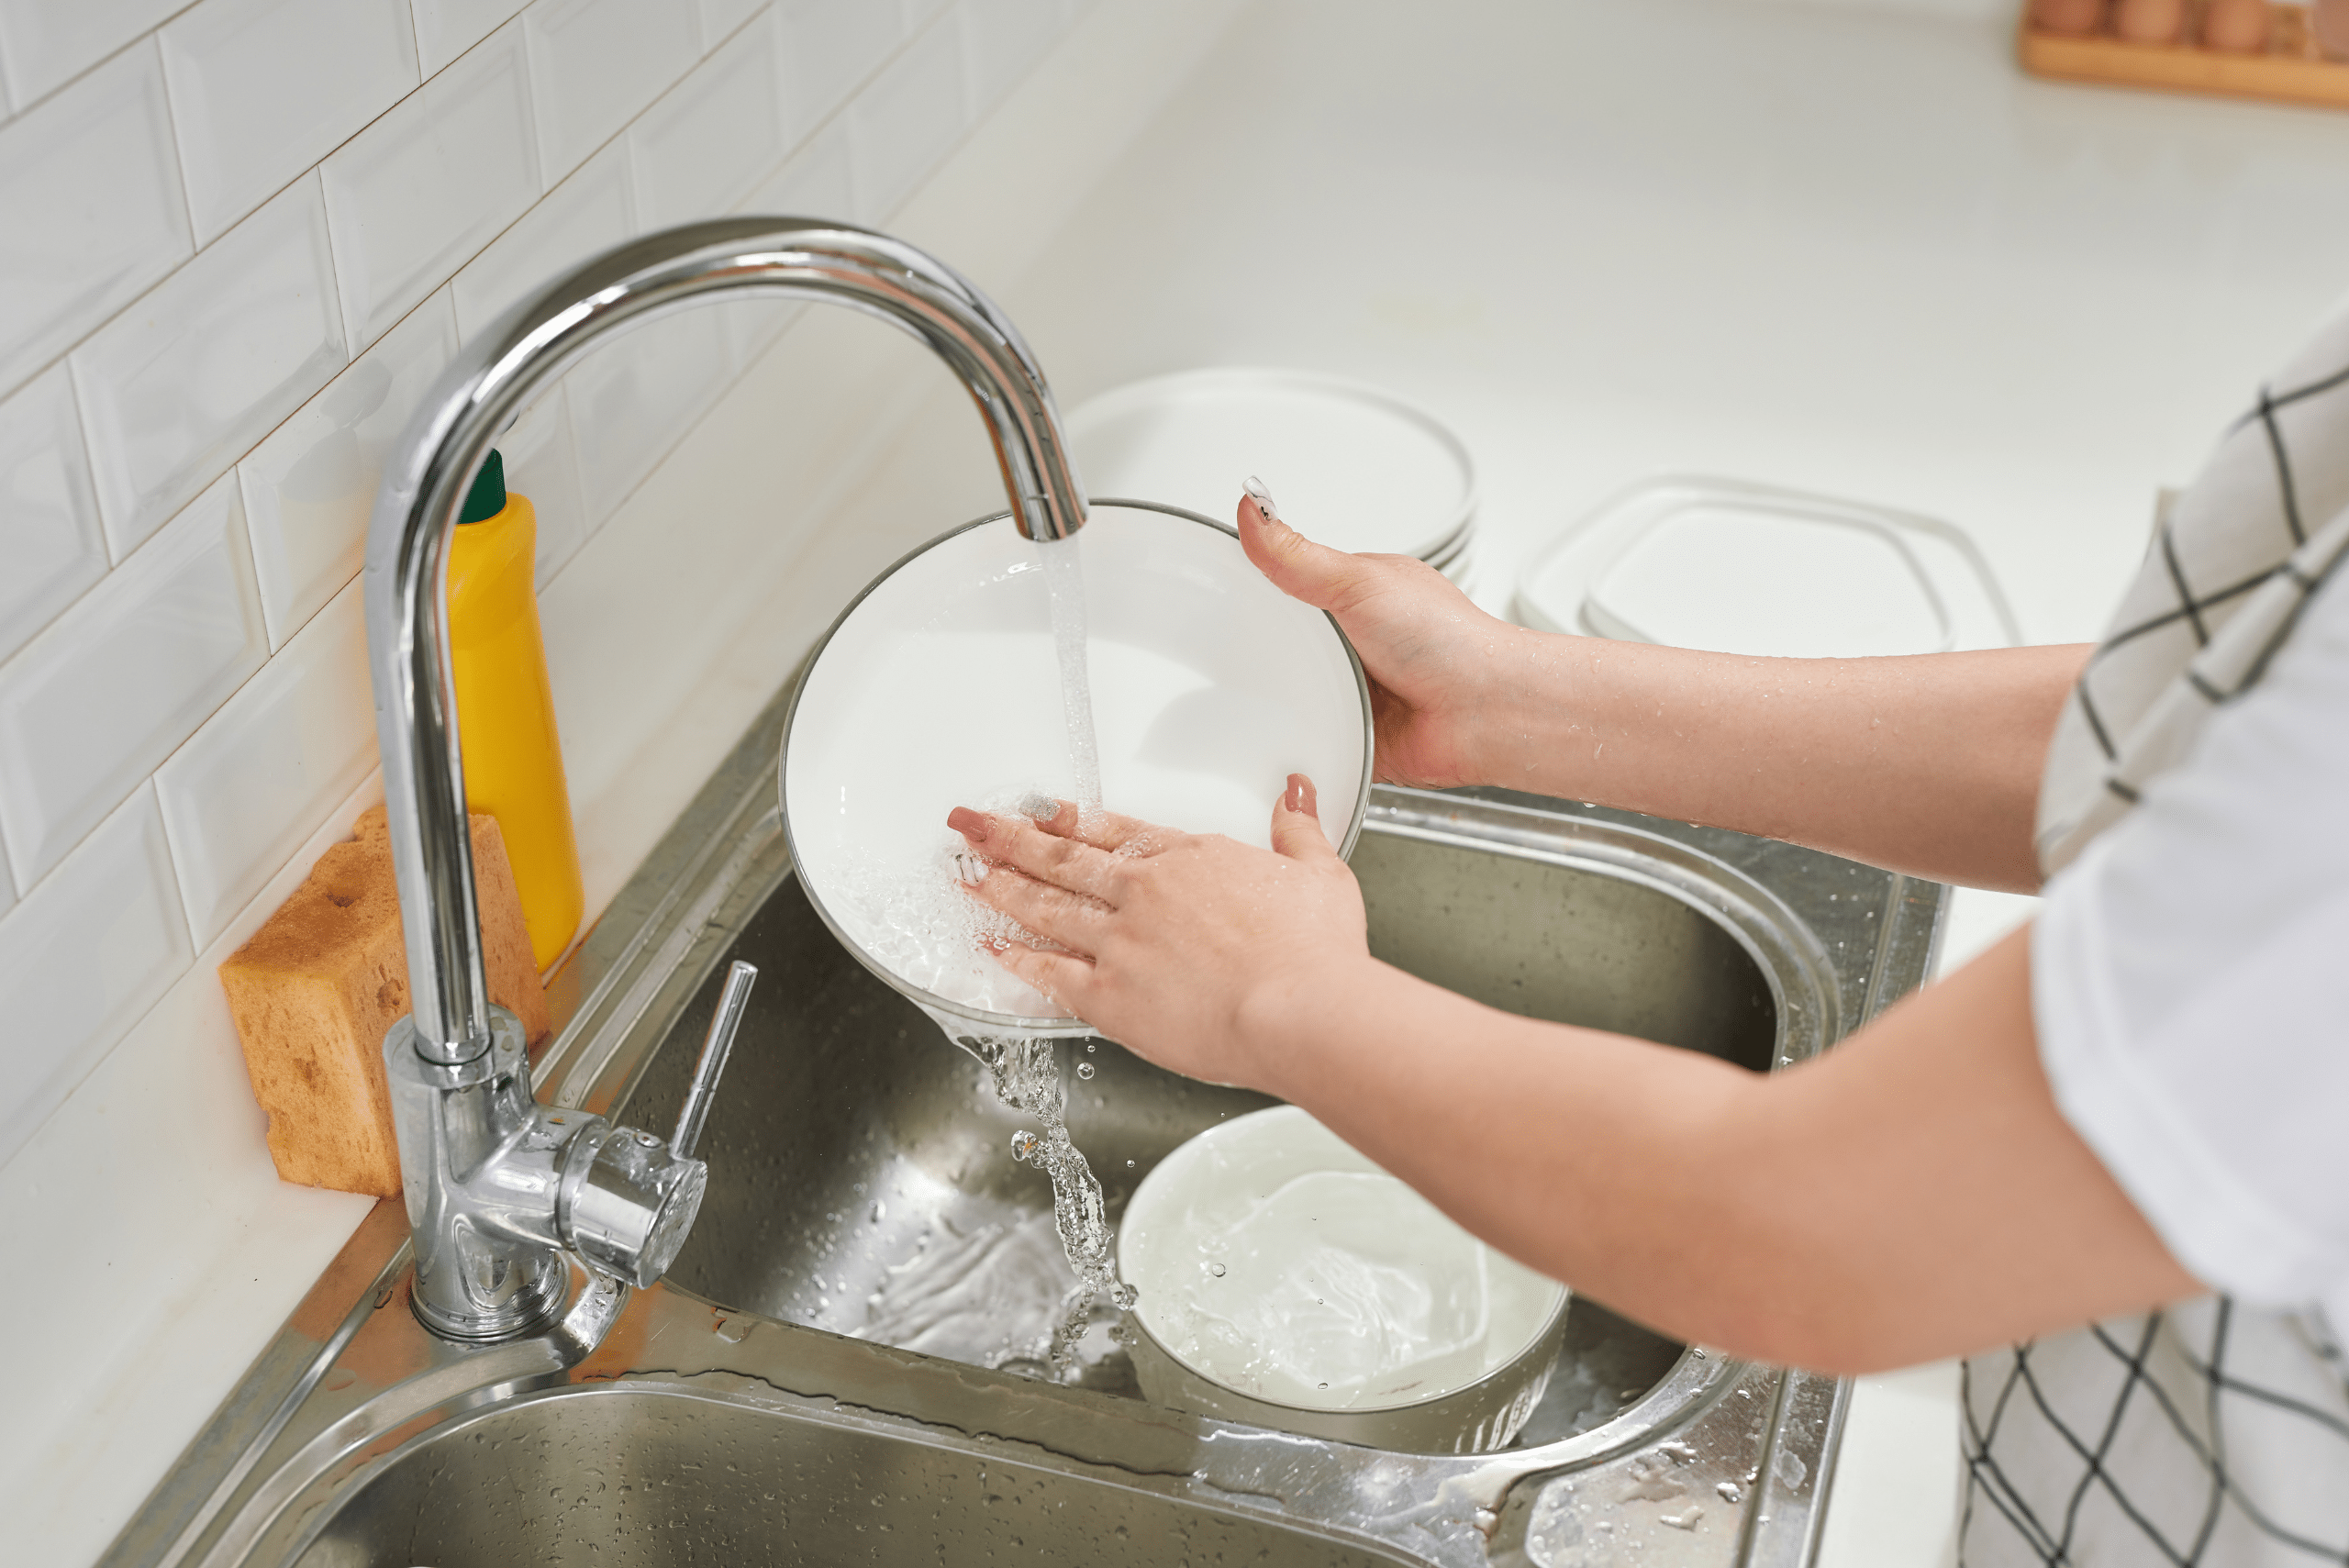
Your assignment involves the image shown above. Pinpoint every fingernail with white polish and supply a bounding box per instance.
[1243,475,1280,522]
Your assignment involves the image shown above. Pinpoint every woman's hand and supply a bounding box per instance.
[1240,490,1524,790]
[947,775,1371,1095]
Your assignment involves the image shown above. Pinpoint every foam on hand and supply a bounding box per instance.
[826,787,1077,1019]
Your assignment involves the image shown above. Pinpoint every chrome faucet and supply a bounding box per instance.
[364,219,1091,1340]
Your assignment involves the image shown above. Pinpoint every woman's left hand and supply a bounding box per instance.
[947,774,1371,1093]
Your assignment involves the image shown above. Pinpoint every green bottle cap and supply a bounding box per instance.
[458,450,507,525]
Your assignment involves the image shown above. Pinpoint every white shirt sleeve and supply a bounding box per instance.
[2033,563,2349,1313]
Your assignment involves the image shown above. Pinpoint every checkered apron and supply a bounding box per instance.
[1961,314,2349,1566]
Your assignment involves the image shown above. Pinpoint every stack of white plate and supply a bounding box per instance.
[1064,368,1477,590]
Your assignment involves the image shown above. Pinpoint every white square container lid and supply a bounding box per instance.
[1513,476,2019,658]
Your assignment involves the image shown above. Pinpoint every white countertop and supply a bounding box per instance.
[17,1,2349,1562]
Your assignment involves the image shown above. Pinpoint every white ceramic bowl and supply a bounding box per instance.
[1119,1106,1568,1452]
[781,503,1373,1032]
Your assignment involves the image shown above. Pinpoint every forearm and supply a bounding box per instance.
[1249,931,2193,1373]
[1470,635,2089,892]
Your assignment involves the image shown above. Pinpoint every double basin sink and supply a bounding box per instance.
[103,683,1940,1568]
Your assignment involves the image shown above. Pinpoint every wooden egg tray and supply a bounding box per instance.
[2020,3,2349,109]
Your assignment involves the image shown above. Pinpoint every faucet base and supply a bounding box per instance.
[409,1245,569,1342]
[384,1009,573,1341]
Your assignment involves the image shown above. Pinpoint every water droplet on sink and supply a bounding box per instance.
[1208,1262,1226,1277]
[1010,1129,1040,1162]
[1075,1062,1095,1080]
[871,1200,887,1222]
[1718,1481,1742,1503]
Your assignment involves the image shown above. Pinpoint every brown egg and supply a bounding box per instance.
[2315,0,2349,59]
[2202,0,2273,50]
[2113,0,2186,42]
[2029,0,2109,33]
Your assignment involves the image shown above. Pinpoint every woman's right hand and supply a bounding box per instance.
[1240,491,1525,789]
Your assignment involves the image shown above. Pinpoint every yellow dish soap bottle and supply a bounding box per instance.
[447,450,583,971]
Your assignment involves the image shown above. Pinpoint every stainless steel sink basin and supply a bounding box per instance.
[289,1385,1414,1567]
[104,682,1942,1568]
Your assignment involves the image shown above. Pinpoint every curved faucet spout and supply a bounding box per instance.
[365,219,1088,1065]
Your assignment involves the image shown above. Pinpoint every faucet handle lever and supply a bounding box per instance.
[672,961,755,1161]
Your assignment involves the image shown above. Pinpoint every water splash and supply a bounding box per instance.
[963,1031,1136,1369]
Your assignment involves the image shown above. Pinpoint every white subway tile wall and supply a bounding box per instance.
[0,0,184,110]
[73,173,350,558]
[522,0,698,184]
[775,0,904,146]
[0,41,193,399]
[0,366,108,664]
[847,8,969,224]
[628,13,787,231]
[321,19,540,349]
[0,784,192,1162]
[239,291,460,647]
[0,0,1095,1167]
[449,131,633,339]
[154,577,375,948]
[0,471,267,885]
[158,0,421,246]
[410,0,528,76]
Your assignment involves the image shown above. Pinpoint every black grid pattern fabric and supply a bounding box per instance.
[1963,312,2349,1567]
[2037,319,2349,873]
[1963,1303,2349,1566]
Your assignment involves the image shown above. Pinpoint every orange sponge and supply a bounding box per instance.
[218,806,552,1198]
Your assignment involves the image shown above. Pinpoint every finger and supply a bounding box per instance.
[966,864,1108,953]
[1019,795,1168,855]
[986,940,1097,1016]
[1239,487,1380,616]
[1270,773,1341,862]
[949,806,1123,897]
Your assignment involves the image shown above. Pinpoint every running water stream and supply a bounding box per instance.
[1034,534,1103,817]
[956,535,1129,1373]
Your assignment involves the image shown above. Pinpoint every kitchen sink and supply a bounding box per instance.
[619,790,1781,1433]
[103,679,1940,1568]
